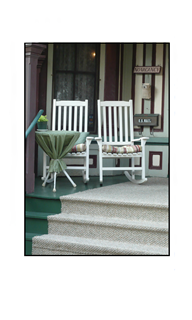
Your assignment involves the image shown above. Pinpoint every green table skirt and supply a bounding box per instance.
[35,130,80,173]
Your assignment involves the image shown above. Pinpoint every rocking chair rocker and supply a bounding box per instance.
[95,100,149,185]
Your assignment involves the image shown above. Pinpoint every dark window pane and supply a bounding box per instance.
[53,43,99,132]
[75,74,95,114]
[55,73,74,100]
[76,44,96,72]
[54,44,75,71]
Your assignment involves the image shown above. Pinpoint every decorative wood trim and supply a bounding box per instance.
[104,43,119,100]
[132,44,141,132]
[25,43,47,58]
[154,44,166,132]
[120,43,124,100]
[150,43,156,114]
[135,157,141,167]
[25,43,47,193]
[116,158,120,167]
[115,157,141,167]
[149,151,163,170]
[131,44,136,104]
[89,155,97,168]
[65,154,97,169]
[102,43,125,137]
[141,43,146,115]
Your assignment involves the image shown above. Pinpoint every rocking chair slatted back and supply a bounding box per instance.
[52,99,88,132]
[98,100,134,145]
[42,99,92,185]
[96,100,149,185]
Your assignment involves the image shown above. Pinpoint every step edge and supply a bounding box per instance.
[48,214,169,232]
[26,232,45,240]
[32,235,168,255]
[32,246,168,256]
[60,197,169,210]
[26,194,61,200]
[26,211,59,219]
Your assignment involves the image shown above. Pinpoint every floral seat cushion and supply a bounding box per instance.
[68,132,89,153]
[70,143,86,153]
[102,145,142,154]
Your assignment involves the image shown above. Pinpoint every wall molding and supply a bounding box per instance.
[149,151,163,170]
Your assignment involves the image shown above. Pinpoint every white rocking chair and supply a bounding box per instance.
[95,100,149,185]
[42,99,93,185]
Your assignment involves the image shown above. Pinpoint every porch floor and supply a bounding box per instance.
[26,175,131,199]
[60,176,169,208]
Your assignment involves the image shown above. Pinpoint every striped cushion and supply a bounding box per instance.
[102,145,142,153]
[71,143,86,153]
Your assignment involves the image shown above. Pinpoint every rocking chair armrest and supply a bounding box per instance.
[85,136,94,146]
[132,137,149,147]
[95,137,102,146]
[132,137,149,142]
[95,137,102,142]
[86,136,94,141]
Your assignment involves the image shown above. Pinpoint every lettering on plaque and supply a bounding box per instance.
[138,119,152,123]
[134,66,161,74]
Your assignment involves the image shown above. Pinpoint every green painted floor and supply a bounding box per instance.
[26,175,130,199]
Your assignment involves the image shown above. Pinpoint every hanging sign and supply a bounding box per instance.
[134,66,161,74]
[134,114,159,127]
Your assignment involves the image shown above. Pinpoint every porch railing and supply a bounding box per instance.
[25,109,44,139]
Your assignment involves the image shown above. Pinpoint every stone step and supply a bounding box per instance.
[32,234,168,255]
[48,213,168,247]
[60,177,168,223]
[60,198,168,223]
[31,177,169,255]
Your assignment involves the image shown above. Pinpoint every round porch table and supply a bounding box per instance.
[35,130,80,191]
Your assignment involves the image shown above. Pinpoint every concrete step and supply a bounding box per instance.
[48,213,168,247]
[61,198,168,222]
[60,177,168,223]
[32,234,168,255]
[31,178,169,255]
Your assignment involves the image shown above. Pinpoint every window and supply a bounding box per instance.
[53,43,100,133]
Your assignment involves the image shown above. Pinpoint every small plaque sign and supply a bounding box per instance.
[134,114,159,127]
[134,66,161,74]
[138,118,152,123]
